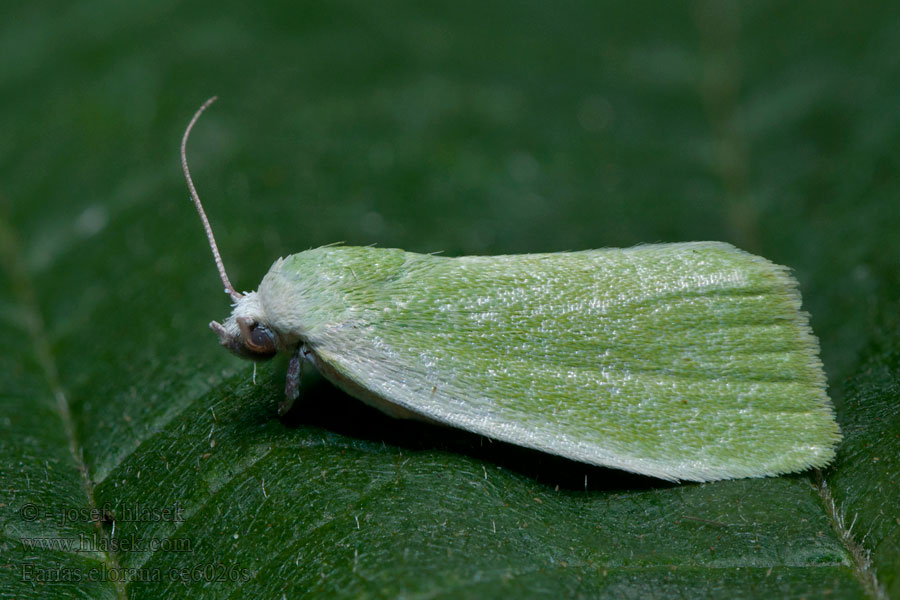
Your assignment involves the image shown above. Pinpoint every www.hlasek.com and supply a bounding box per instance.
[20,561,252,584]
[19,533,191,553]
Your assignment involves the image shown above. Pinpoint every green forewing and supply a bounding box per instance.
[260,242,840,481]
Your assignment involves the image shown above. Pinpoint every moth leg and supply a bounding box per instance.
[279,345,304,416]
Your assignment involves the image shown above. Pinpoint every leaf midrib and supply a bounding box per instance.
[0,208,128,600]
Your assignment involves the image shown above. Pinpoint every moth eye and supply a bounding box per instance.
[237,317,277,358]
[247,325,276,355]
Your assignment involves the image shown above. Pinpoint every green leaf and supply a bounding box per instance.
[1,1,897,598]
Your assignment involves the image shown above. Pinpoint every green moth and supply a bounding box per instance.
[182,98,840,482]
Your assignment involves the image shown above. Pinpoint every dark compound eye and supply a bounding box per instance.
[237,317,278,358]
[248,325,276,354]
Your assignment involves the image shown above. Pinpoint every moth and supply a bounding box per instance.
[182,97,840,482]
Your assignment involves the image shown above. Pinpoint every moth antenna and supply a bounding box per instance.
[181,96,243,302]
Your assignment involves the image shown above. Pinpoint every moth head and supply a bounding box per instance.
[210,292,279,361]
[181,97,280,362]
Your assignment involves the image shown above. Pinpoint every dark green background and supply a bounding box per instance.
[1,1,897,598]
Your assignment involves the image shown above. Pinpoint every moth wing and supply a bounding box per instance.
[298,243,839,482]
